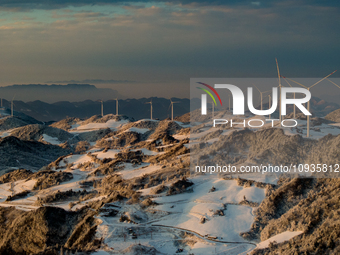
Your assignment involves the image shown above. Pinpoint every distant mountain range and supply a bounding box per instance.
[0,83,338,122]
[0,84,123,103]
[1,97,191,122]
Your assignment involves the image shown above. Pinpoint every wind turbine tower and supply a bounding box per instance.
[169,99,179,121]
[115,98,119,116]
[146,100,153,120]
[212,102,214,118]
[228,94,231,111]
[268,94,271,119]
[11,95,15,117]
[276,58,282,124]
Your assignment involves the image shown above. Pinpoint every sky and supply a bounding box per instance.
[0,0,339,99]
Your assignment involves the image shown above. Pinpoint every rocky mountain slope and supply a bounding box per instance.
[0,111,339,254]
[325,108,340,122]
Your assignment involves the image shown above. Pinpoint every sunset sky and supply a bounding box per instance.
[0,0,339,98]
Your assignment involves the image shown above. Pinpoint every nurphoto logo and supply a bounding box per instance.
[197,82,312,128]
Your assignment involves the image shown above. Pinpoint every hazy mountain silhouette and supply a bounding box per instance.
[0,84,123,103]
[0,93,337,122]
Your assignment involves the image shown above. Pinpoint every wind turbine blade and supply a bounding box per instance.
[254,85,261,93]
[327,78,340,90]
[275,58,281,86]
[282,77,293,87]
[284,77,308,89]
[309,70,337,89]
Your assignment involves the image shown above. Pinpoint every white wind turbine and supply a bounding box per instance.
[169,99,179,121]
[145,100,153,120]
[284,70,337,137]
[114,98,119,116]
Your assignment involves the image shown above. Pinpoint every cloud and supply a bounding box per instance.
[0,0,338,99]
[73,11,108,18]
[0,0,339,11]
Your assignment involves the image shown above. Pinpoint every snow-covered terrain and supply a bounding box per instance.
[70,119,130,132]
[1,111,340,254]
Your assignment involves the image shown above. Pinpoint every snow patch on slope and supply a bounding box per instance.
[71,119,129,132]
[42,134,61,145]
[256,231,304,249]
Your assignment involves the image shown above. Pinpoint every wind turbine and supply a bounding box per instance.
[145,100,153,120]
[114,98,119,116]
[283,70,337,137]
[169,99,179,121]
